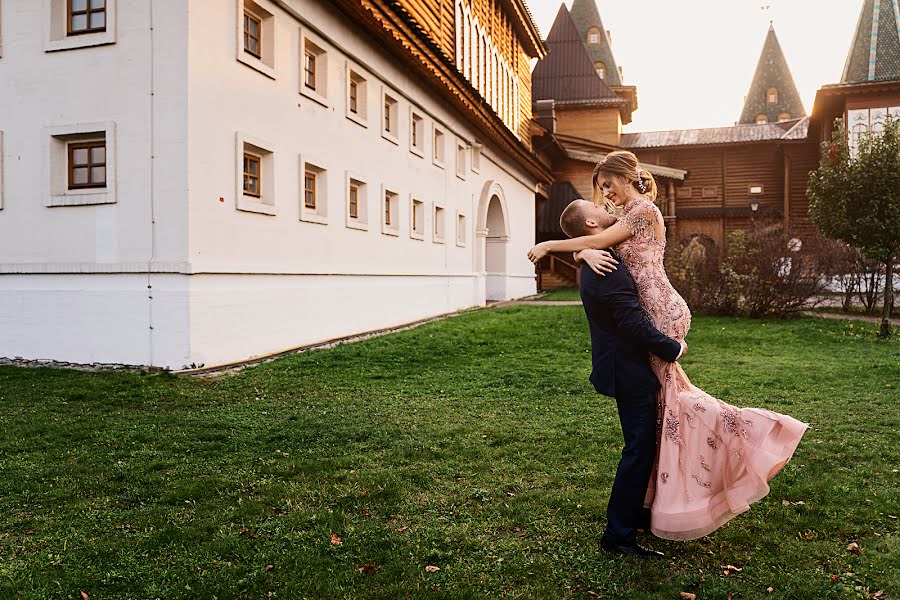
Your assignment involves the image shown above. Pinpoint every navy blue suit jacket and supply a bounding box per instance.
[579,251,682,399]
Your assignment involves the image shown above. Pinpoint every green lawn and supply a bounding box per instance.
[1,309,898,599]
[534,289,581,302]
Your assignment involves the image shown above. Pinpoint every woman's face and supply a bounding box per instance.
[598,173,633,206]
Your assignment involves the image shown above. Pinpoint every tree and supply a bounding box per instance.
[808,117,900,337]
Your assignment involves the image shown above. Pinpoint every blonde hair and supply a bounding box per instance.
[591,150,658,204]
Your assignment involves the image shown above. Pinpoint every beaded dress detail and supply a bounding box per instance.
[616,197,809,541]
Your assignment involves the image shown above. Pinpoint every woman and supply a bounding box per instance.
[527,151,809,541]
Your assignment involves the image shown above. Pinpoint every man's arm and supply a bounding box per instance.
[586,281,682,363]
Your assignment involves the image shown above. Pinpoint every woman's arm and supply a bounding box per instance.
[527,220,633,264]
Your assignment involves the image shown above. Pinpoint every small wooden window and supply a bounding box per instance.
[243,153,261,197]
[676,186,692,199]
[349,80,358,113]
[767,87,778,105]
[702,186,718,198]
[778,112,791,121]
[384,100,391,132]
[756,114,768,124]
[68,141,106,189]
[349,184,359,219]
[594,61,605,79]
[304,51,317,90]
[587,28,600,44]
[384,193,392,226]
[243,11,262,58]
[304,171,316,209]
[68,0,106,36]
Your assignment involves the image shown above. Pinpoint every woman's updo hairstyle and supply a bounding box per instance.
[591,150,658,205]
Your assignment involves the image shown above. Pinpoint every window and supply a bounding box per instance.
[382,90,399,143]
[236,0,275,79]
[382,186,400,236]
[755,114,768,124]
[456,141,466,180]
[300,31,329,106]
[410,109,425,157]
[68,0,106,35]
[46,121,116,207]
[345,64,368,126]
[299,155,328,224]
[68,141,106,190]
[767,87,778,105]
[471,141,482,173]
[456,212,467,247]
[0,132,4,210]
[433,125,445,168]
[595,61,605,80]
[235,132,275,215]
[410,197,425,240]
[433,204,446,243]
[345,173,368,230]
[46,0,117,51]
[778,112,791,122]
[587,28,600,44]
[243,11,261,58]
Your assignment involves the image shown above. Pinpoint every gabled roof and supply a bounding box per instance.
[738,24,806,124]
[568,0,622,86]
[620,117,810,149]
[532,4,626,107]
[842,0,900,83]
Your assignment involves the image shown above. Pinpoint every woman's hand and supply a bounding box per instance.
[576,249,618,276]
[527,242,553,264]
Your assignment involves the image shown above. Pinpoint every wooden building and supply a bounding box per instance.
[532,0,900,288]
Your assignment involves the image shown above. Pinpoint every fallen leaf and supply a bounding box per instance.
[847,542,861,555]
[873,591,884,599]
[239,528,250,535]
[767,587,774,593]
[356,563,378,574]
[265,564,274,571]
[330,534,343,546]
[272,508,286,515]
[80,593,90,600]
[587,592,599,597]
[782,500,790,506]
[680,593,696,600]
[831,575,840,583]
[397,526,408,532]
[250,533,260,540]
[425,565,440,573]
[25,530,35,535]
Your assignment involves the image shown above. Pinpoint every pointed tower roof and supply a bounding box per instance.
[738,24,806,124]
[532,4,625,106]
[842,0,900,83]
[568,0,622,86]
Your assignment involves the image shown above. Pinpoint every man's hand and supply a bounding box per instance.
[527,242,552,264]
[676,341,688,361]
[576,249,618,276]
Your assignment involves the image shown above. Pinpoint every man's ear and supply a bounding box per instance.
[584,217,598,229]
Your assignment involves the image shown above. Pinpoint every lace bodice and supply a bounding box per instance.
[616,197,691,342]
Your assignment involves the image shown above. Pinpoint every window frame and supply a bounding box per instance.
[456,211,468,247]
[236,0,275,79]
[243,10,262,59]
[433,202,446,244]
[45,0,117,52]
[410,195,425,241]
[382,184,400,237]
[455,141,467,180]
[345,171,368,231]
[381,89,399,145]
[345,61,368,127]
[300,28,330,107]
[235,131,276,215]
[410,108,425,158]
[67,140,107,190]
[45,121,117,207]
[67,0,107,36]
[299,154,328,224]
[432,124,446,169]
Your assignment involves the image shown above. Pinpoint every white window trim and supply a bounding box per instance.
[456,141,467,180]
[44,121,116,207]
[44,0,117,53]
[345,170,368,231]
[456,211,468,247]
[409,107,425,158]
[344,60,368,128]
[432,202,446,244]
[432,124,445,169]
[381,87,400,146]
[300,27,330,108]
[299,154,328,225]
[381,184,400,237]
[236,0,276,80]
[471,141,482,173]
[0,131,4,210]
[236,131,276,216]
[409,194,425,241]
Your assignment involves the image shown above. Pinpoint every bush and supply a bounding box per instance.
[667,223,834,318]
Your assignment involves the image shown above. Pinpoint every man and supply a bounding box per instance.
[558,199,686,559]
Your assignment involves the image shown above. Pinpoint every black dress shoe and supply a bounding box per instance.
[600,538,665,558]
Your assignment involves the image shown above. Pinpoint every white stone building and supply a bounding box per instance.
[0,0,550,369]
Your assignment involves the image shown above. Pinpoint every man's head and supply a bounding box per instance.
[559,199,617,238]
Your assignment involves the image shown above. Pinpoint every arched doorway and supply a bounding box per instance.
[476,181,510,301]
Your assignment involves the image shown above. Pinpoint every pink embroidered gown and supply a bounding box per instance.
[615,196,809,541]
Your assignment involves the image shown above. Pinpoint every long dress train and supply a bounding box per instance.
[616,196,809,541]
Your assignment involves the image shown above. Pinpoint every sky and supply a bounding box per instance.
[527,0,863,132]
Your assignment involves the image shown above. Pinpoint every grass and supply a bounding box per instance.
[1,309,898,599]
[534,289,581,302]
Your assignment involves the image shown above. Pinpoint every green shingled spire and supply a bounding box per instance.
[738,23,806,125]
[841,0,900,83]
[568,0,622,86]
